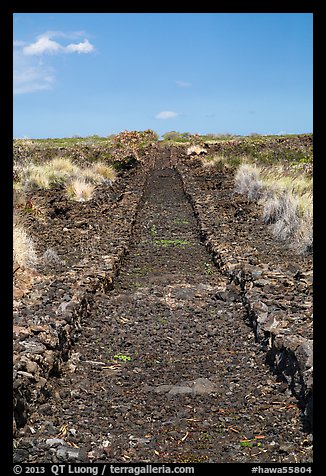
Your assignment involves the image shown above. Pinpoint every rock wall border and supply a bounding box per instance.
[13,160,153,435]
[175,161,313,432]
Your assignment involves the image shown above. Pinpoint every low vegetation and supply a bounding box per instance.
[12,130,313,274]
[183,132,313,255]
[13,130,159,272]
[15,157,116,201]
[201,154,242,171]
[234,163,313,254]
[13,222,38,268]
[65,178,95,202]
[154,239,190,247]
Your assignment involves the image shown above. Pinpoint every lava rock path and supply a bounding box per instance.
[14,151,312,464]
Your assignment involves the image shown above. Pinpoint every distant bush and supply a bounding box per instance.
[110,129,158,165]
[162,131,191,142]
[162,131,182,141]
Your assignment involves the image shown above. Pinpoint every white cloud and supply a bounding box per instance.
[176,80,191,88]
[155,111,180,119]
[13,31,95,94]
[65,39,94,54]
[21,32,95,56]
[23,34,62,55]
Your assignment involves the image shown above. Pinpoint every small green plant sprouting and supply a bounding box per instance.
[154,239,190,247]
[149,224,157,236]
[205,262,214,275]
[113,353,132,363]
[240,438,263,449]
[173,218,190,225]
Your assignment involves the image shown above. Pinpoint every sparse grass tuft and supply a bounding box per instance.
[154,239,190,247]
[234,163,264,201]
[13,224,38,267]
[202,154,229,171]
[91,162,117,182]
[65,178,95,202]
[42,248,61,264]
[201,154,241,171]
[23,165,51,189]
[17,156,116,202]
[234,163,313,254]
[48,157,78,174]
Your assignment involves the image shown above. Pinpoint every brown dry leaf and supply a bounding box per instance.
[57,424,68,438]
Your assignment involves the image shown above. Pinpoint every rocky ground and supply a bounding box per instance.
[13,145,313,464]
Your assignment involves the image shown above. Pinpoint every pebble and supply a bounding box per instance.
[56,446,81,461]
[46,438,66,447]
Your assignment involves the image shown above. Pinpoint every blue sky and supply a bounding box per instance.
[13,13,313,138]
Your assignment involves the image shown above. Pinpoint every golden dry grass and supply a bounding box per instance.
[234,163,313,253]
[91,162,117,182]
[13,223,38,267]
[65,178,95,201]
[20,157,116,194]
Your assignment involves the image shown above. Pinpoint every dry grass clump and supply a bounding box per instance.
[23,165,51,189]
[293,199,313,254]
[42,248,62,264]
[260,165,312,195]
[78,168,103,184]
[234,163,313,254]
[202,154,230,172]
[49,157,78,174]
[262,190,313,252]
[22,159,75,189]
[91,162,117,182]
[13,223,38,267]
[202,154,241,171]
[17,156,117,201]
[234,163,264,201]
[65,178,95,202]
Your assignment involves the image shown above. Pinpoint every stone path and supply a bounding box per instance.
[13,151,312,463]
